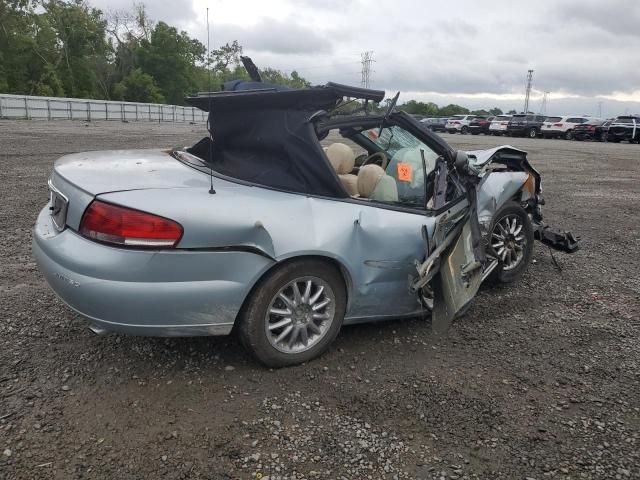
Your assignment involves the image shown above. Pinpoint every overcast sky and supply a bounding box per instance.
[93,0,640,116]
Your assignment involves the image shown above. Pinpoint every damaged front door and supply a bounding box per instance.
[412,152,484,333]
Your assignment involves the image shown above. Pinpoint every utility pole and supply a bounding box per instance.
[540,91,550,115]
[360,51,374,89]
[597,101,603,118]
[523,69,534,113]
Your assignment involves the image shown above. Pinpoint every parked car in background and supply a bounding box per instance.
[469,116,495,135]
[573,119,611,142]
[420,117,448,132]
[507,114,546,138]
[541,116,594,140]
[445,115,476,134]
[607,115,640,143]
[489,115,513,136]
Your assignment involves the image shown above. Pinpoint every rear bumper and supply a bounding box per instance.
[506,127,528,136]
[32,206,273,336]
[541,129,565,137]
[607,130,635,141]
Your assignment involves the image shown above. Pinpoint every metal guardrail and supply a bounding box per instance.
[0,93,207,123]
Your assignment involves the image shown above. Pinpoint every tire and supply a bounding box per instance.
[564,130,573,140]
[598,132,607,142]
[236,260,346,368]
[526,127,538,139]
[461,126,469,135]
[487,202,534,284]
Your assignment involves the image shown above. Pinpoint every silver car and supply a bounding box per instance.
[33,73,579,367]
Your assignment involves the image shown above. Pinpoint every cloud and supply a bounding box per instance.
[213,17,332,55]
[87,0,640,114]
[558,0,640,38]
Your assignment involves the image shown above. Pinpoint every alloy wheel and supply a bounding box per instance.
[265,276,336,354]
[491,214,527,271]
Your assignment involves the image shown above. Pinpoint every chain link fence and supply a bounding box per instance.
[0,93,207,123]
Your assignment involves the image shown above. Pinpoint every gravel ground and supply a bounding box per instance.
[0,120,638,480]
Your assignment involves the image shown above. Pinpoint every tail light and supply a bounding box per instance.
[554,123,563,127]
[80,200,183,248]
[452,121,461,125]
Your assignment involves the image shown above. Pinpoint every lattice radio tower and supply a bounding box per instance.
[523,69,534,113]
[361,51,374,88]
[540,91,550,115]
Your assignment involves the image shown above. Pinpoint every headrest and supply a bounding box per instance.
[326,143,355,175]
[357,164,386,198]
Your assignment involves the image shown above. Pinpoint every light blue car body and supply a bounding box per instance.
[33,146,529,336]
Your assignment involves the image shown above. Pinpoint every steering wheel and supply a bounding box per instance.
[361,151,389,171]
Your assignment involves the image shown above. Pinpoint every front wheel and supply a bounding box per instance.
[564,130,573,140]
[488,202,534,284]
[237,260,346,367]
[461,126,469,135]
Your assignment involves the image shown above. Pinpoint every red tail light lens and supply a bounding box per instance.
[554,123,564,127]
[80,200,183,248]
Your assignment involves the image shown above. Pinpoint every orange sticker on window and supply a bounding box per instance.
[397,162,412,182]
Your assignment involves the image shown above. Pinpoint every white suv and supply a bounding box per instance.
[445,115,475,134]
[541,116,595,140]
[488,115,512,135]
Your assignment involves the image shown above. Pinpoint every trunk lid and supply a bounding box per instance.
[53,149,208,194]
[50,149,209,230]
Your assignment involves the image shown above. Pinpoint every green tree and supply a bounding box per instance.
[489,107,503,116]
[136,21,205,104]
[112,68,165,103]
[438,104,470,116]
[43,0,111,98]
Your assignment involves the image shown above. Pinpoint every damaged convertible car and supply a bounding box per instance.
[33,60,579,367]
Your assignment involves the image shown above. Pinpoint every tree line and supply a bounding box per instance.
[1,0,513,114]
[0,0,310,104]
[396,99,517,117]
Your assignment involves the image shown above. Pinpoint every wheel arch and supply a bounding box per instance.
[233,254,353,329]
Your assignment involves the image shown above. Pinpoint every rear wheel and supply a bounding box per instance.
[527,127,538,139]
[599,132,607,142]
[488,202,534,284]
[237,260,346,367]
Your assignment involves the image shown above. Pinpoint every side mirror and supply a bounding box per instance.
[454,150,470,173]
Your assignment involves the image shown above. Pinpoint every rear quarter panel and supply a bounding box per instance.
[99,180,436,320]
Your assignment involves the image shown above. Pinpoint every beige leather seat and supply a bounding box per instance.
[357,164,398,202]
[325,143,359,196]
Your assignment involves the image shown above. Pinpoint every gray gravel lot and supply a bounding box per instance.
[0,120,639,479]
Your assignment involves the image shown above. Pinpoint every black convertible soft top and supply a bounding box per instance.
[185,76,385,198]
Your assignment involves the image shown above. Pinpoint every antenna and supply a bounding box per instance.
[523,69,534,113]
[206,8,216,194]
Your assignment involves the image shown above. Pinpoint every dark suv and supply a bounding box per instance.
[607,116,640,143]
[420,117,448,132]
[507,114,546,138]
[468,116,495,135]
[573,120,611,142]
